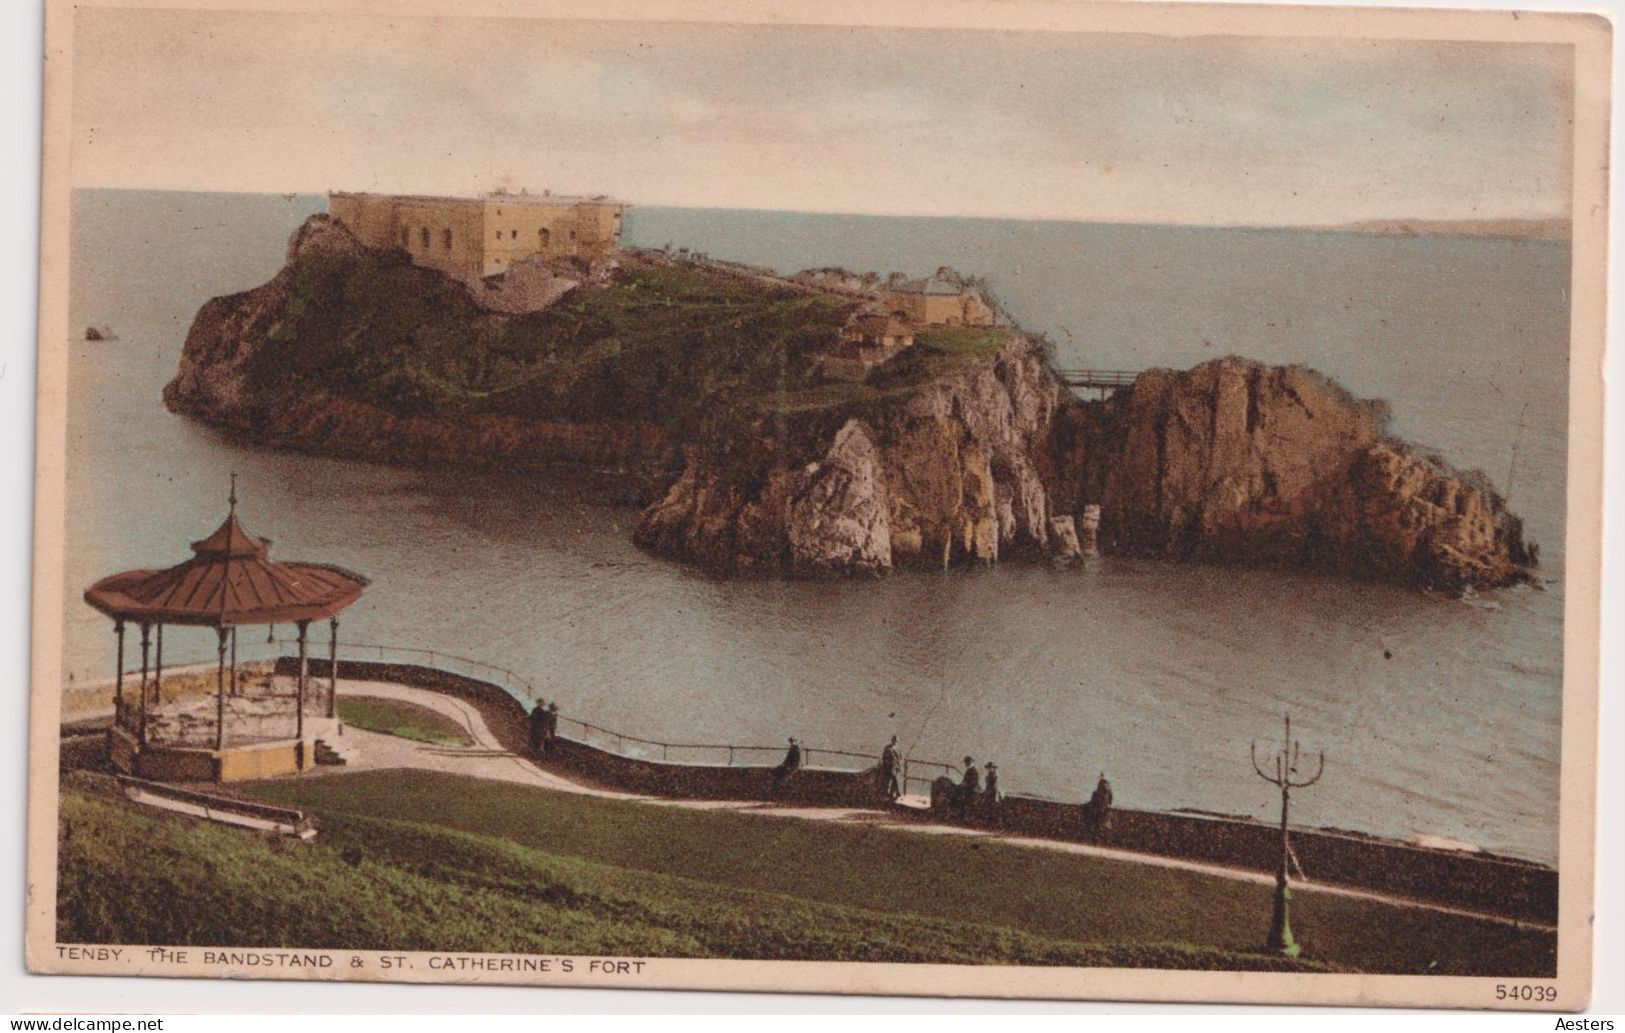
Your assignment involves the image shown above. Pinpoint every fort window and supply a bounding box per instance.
[540,228,551,249]
[399,226,409,248]
[443,228,452,250]
[510,229,518,240]
[570,230,577,241]
[420,227,430,248]
[495,230,502,241]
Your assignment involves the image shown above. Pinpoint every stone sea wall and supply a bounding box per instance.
[285,657,1556,924]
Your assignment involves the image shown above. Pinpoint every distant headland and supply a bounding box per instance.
[1322,216,1571,242]
[161,190,1537,591]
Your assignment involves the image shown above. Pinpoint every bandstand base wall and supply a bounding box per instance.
[106,725,317,782]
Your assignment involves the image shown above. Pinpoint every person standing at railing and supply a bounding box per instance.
[953,757,981,819]
[982,761,1001,822]
[528,700,548,754]
[543,701,559,749]
[1082,772,1113,837]
[771,737,803,794]
[878,735,903,801]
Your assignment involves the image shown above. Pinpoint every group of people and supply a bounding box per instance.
[935,753,1114,835]
[862,734,1119,835]
[527,699,559,754]
[533,712,1115,836]
[944,756,1002,819]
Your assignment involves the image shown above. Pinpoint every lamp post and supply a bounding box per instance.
[1250,712,1324,957]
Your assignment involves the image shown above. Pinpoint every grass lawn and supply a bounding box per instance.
[338,696,472,746]
[241,770,1554,976]
[57,784,1316,969]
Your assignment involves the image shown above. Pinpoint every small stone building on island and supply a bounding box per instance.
[883,277,998,328]
[328,189,627,285]
[832,312,916,366]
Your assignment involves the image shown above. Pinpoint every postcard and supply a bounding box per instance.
[26,0,1608,1009]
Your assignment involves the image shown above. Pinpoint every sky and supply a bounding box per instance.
[69,7,1575,227]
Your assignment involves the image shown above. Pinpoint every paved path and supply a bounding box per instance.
[323,679,1554,933]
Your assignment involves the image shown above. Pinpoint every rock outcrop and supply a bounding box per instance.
[634,333,1070,574]
[164,216,680,490]
[166,217,1535,590]
[164,215,361,424]
[636,353,1533,588]
[1048,356,1532,589]
[472,254,579,314]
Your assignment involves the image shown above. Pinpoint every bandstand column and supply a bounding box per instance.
[137,622,151,745]
[112,619,125,725]
[230,628,238,695]
[296,620,309,763]
[327,617,339,719]
[215,627,228,751]
[153,624,164,704]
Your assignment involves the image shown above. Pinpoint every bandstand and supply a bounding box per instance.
[83,482,368,781]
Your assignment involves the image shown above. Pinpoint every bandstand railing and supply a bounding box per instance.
[99,637,325,749]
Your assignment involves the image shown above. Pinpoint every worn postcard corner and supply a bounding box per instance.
[26,0,1608,1010]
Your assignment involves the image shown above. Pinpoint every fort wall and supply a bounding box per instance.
[327,192,626,284]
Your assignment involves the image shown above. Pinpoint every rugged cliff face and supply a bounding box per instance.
[635,334,1068,574]
[634,351,1533,589]
[1049,358,1532,589]
[163,219,354,425]
[164,216,681,487]
[166,217,1535,590]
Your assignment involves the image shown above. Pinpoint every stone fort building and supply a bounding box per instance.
[328,190,627,284]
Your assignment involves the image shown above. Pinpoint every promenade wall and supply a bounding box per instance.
[990,796,1556,925]
[280,657,1558,924]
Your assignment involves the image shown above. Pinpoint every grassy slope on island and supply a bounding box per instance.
[57,785,1316,969]
[338,696,472,747]
[248,770,1553,976]
[762,325,1010,415]
[244,249,1008,442]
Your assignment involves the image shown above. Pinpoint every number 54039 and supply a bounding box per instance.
[1495,984,1556,1002]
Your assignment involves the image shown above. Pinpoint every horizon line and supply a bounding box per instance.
[70,184,1573,239]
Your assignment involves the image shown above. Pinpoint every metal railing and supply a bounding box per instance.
[85,634,968,784]
[1054,368,1140,396]
[321,641,975,781]
[300,638,544,705]
[556,715,782,767]
[901,757,962,797]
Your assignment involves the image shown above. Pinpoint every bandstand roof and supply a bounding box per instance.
[84,504,368,628]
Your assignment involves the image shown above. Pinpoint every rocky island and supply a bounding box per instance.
[165,212,1535,591]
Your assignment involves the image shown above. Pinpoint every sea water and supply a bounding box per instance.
[60,189,1568,863]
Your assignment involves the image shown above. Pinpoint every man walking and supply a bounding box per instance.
[879,735,903,801]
